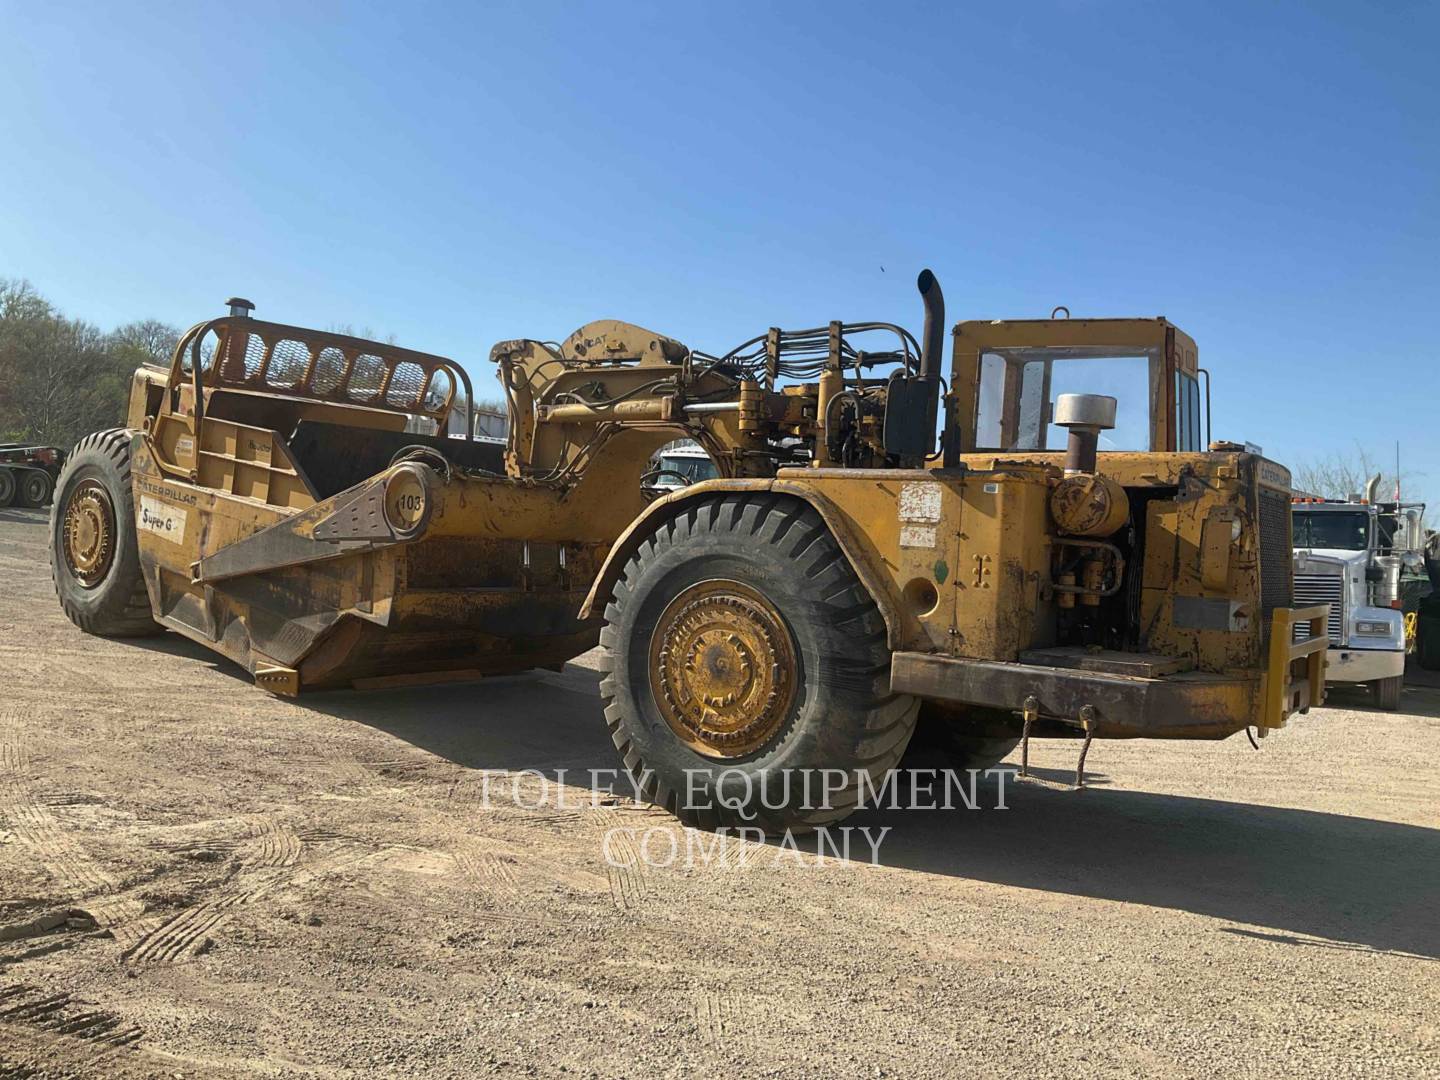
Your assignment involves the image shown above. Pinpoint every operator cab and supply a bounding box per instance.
[949,316,1206,460]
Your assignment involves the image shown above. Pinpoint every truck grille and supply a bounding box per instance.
[1257,485,1293,617]
[1292,573,1343,645]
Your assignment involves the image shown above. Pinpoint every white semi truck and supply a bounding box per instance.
[1291,484,1426,710]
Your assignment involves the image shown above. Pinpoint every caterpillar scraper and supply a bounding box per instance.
[50,275,1327,829]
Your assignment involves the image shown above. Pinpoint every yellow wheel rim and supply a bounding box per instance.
[62,479,116,588]
[648,579,798,759]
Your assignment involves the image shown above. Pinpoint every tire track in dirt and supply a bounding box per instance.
[0,710,116,899]
[118,816,303,965]
[0,983,144,1075]
[454,849,521,896]
[586,795,681,912]
[594,823,650,911]
[692,989,749,1050]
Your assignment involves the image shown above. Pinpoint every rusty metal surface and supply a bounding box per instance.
[889,650,1254,739]
[62,478,116,587]
[648,578,798,758]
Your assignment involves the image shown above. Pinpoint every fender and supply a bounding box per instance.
[579,478,909,648]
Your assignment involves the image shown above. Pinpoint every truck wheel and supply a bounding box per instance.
[1371,675,1402,711]
[0,468,14,507]
[49,430,161,637]
[19,469,52,507]
[599,494,919,833]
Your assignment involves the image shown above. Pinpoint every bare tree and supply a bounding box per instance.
[1294,442,1419,505]
[0,278,182,448]
[111,318,181,367]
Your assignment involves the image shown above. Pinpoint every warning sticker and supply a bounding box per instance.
[138,495,186,544]
[900,524,938,549]
[898,482,942,522]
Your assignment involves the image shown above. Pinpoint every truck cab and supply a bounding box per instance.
[1291,495,1426,709]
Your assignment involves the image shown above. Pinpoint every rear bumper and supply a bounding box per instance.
[1323,646,1404,683]
[889,606,1330,739]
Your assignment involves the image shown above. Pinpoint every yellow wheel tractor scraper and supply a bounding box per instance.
[49,274,1327,829]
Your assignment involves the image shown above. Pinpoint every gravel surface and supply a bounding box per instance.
[1,505,1436,1077]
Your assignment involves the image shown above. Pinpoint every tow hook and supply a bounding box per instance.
[1075,704,1097,789]
[1020,695,1039,778]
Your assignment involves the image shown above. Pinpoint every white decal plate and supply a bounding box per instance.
[138,495,187,544]
[900,524,938,549]
[898,482,942,523]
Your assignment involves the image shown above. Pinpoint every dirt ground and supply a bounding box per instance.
[1,505,1436,1078]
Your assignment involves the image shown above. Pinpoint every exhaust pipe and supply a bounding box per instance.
[917,269,944,381]
[883,269,947,465]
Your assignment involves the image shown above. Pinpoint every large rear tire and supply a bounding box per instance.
[599,494,919,833]
[0,468,15,508]
[1371,675,1402,712]
[49,430,161,637]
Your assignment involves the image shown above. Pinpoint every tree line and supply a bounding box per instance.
[0,278,179,449]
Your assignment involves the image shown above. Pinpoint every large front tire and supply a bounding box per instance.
[49,430,161,637]
[598,495,919,833]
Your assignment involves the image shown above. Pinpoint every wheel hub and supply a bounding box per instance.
[649,579,797,758]
[63,479,116,588]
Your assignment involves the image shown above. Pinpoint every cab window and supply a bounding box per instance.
[975,347,1157,452]
[1175,372,1202,452]
[1292,511,1370,551]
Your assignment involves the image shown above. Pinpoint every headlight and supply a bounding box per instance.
[1355,620,1392,636]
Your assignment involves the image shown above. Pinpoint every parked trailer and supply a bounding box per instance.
[0,444,66,507]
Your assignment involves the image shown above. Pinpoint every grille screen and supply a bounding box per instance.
[1293,573,1343,644]
[1258,485,1293,618]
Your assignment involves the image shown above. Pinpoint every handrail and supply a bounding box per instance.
[165,317,477,442]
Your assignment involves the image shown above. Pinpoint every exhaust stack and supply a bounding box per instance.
[881,269,947,464]
[1054,393,1117,475]
[917,269,945,383]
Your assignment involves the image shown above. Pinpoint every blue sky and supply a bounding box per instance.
[2,2,1436,500]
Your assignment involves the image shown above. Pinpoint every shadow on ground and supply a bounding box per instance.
[113,633,1440,960]
[1325,678,1440,719]
[0,507,50,526]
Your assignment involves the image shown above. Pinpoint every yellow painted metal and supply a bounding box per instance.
[108,291,1309,746]
[62,478,116,587]
[950,317,1199,455]
[1199,507,1239,592]
[648,578,798,758]
[1050,473,1129,537]
[1260,604,1329,727]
